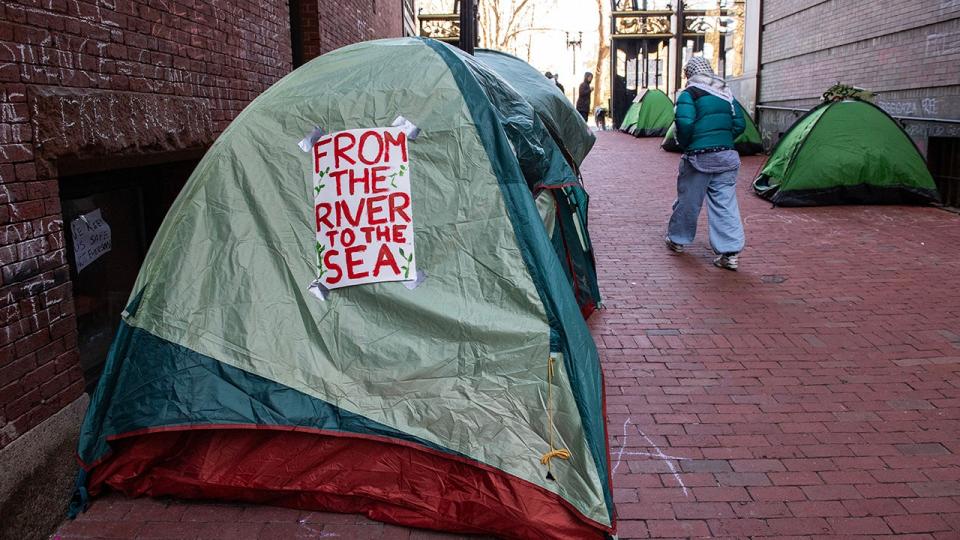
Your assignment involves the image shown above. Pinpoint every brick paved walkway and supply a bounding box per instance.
[54,132,960,539]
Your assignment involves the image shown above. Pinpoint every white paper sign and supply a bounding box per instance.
[70,209,111,272]
[311,126,416,290]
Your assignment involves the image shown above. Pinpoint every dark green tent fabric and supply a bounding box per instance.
[429,44,611,507]
[662,98,763,155]
[475,49,595,167]
[619,89,673,137]
[472,49,600,317]
[455,48,577,191]
[753,99,940,206]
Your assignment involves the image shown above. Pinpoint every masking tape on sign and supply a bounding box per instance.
[402,269,427,290]
[307,279,330,302]
[298,126,327,153]
[391,116,421,141]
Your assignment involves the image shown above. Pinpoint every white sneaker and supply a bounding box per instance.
[713,253,739,271]
[665,237,684,253]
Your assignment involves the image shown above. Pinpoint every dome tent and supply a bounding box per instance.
[619,88,674,137]
[474,48,601,317]
[661,97,763,155]
[475,48,595,167]
[464,47,602,318]
[753,99,940,206]
[71,38,614,540]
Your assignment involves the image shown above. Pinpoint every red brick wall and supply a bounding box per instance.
[0,1,410,452]
[300,0,405,61]
[759,0,960,108]
[0,0,294,450]
[757,0,960,151]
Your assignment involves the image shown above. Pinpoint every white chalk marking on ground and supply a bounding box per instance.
[298,518,340,537]
[612,418,691,497]
[635,425,690,497]
[622,450,691,460]
[612,416,630,473]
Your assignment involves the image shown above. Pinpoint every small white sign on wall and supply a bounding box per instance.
[70,209,112,272]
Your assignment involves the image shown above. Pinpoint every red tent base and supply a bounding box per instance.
[87,428,610,540]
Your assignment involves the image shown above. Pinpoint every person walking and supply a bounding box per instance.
[665,56,746,270]
[545,71,565,93]
[576,72,593,122]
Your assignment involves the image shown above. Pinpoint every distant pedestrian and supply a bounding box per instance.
[664,56,746,271]
[576,72,593,122]
[545,71,565,93]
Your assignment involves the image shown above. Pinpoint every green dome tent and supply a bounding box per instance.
[753,99,940,206]
[71,38,615,540]
[475,48,600,317]
[661,98,763,155]
[619,88,674,137]
[475,49,595,167]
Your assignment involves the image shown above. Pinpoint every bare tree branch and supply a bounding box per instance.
[501,0,534,48]
[500,26,555,43]
[477,0,539,53]
[492,0,503,47]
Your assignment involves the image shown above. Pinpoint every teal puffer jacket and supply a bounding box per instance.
[674,87,746,153]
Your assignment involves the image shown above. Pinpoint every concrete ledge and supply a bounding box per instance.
[0,395,88,540]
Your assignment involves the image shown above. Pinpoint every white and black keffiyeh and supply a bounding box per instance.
[684,56,715,79]
[683,56,735,110]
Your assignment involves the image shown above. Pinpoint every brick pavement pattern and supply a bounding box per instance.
[54,133,960,538]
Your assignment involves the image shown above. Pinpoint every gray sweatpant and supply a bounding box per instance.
[666,156,745,255]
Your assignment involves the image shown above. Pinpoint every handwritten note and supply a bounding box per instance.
[70,209,111,272]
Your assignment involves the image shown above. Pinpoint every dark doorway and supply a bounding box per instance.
[288,0,304,68]
[928,137,960,208]
[611,38,669,127]
[59,159,198,392]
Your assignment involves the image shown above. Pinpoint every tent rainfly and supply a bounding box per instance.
[662,98,763,155]
[475,49,595,167]
[474,48,601,317]
[753,99,940,206]
[619,88,674,137]
[71,37,615,540]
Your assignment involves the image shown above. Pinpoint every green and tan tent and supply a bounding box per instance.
[754,99,940,206]
[619,88,673,137]
[71,38,614,540]
[661,98,763,155]
[475,48,600,317]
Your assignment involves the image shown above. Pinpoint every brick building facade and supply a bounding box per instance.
[724,0,960,204]
[756,1,960,146]
[295,0,407,63]
[0,1,410,534]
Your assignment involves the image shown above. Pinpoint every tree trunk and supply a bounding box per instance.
[593,0,610,110]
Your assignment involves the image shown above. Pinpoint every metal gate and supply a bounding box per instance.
[609,1,741,128]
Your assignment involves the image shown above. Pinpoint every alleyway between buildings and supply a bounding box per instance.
[55,132,960,539]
